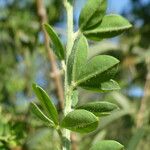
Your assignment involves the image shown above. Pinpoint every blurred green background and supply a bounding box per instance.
[0,0,150,150]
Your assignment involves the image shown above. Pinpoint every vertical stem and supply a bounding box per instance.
[62,87,72,150]
[63,0,74,150]
[64,0,74,60]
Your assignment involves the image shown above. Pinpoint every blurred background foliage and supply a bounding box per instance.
[0,0,150,150]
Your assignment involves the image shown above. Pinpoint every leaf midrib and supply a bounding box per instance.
[75,63,119,86]
[64,119,98,129]
[84,25,132,34]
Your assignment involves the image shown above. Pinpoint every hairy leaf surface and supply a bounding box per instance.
[30,102,54,126]
[68,34,88,84]
[44,24,64,59]
[32,84,59,125]
[71,90,79,107]
[79,63,119,92]
[61,109,98,133]
[81,79,120,92]
[101,79,120,91]
[75,55,119,86]
[79,0,107,30]
[76,101,118,116]
[84,14,132,41]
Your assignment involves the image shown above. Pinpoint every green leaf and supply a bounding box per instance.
[32,84,59,125]
[76,101,118,116]
[101,79,120,91]
[61,109,98,133]
[83,14,132,41]
[81,79,120,92]
[44,24,64,59]
[79,0,107,30]
[30,102,54,126]
[79,65,119,92]
[90,140,124,150]
[67,34,88,84]
[75,55,119,86]
[71,90,79,108]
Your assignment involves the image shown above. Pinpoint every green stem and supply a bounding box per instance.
[62,85,72,150]
[64,0,74,59]
[56,128,64,149]
[63,0,74,150]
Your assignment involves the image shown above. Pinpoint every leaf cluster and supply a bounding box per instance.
[30,0,132,149]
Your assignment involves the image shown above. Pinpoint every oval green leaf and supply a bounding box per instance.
[80,79,120,92]
[44,24,64,59]
[30,102,54,126]
[79,63,119,92]
[76,101,118,116]
[90,140,124,150]
[67,34,88,84]
[83,14,132,41]
[32,84,59,125]
[61,109,98,133]
[79,0,107,30]
[101,79,120,91]
[75,55,119,86]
